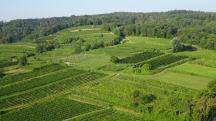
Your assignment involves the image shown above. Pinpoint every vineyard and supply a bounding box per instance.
[37,26,118,50]
[133,54,189,71]
[68,108,142,121]
[0,63,106,111]
[118,51,163,63]
[0,98,101,121]
[0,64,65,87]
[0,43,34,60]
[0,25,215,121]
[0,68,85,97]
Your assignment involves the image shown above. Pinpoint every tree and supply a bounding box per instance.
[19,55,28,66]
[102,24,111,32]
[110,56,119,63]
[192,80,216,121]
[36,43,45,53]
[172,37,184,52]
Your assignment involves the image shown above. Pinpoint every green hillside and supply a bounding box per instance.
[0,25,215,121]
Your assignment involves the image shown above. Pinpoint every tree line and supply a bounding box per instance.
[1,10,216,49]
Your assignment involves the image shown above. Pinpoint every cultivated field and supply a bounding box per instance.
[0,26,215,121]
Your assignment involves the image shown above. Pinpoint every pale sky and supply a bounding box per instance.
[0,0,216,21]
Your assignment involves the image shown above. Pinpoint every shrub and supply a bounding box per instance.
[36,40,59,53]
[110,56,119,63]
[142,64,152,71]
[74,45,82,54]
[140,94,156,104]
[192,80,216,121]
[131,90,156,107]
[84,44,91,51]
[207,80,216,96]
[18,55,28,66]
[172,37,196,52]
[0,69,5,78]
[91,40,105,49]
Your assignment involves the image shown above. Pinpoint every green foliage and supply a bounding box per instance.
[0,68,84,97]
[74,45,82,54]
[0,64,65,87]
[84,44,91,51]
[208,80,216,96]
[110,56,120,63]
[0,69,5,78]
[63,36,84,44]
[69,108,142,121]
[192,97,216,121]
[192,80,216,121]
[91,40,105,49]
[131,90,156,107]
[1,11,216,51]
[0,58,18,68]
[102,24,111,32]
[36,40,59,53]
[0,71,106,110]
[172,37,184,52]
[131,90,157,114]
[134,54,188,71]
[142,64,152,72]
[172,37,195,52]
[119,51,163,63]
[0,98,101,121]
[18,55,28,66]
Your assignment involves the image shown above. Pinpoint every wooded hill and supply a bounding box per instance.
[1,10,216,49]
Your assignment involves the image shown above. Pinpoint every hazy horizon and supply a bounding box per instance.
[1,0,216,21]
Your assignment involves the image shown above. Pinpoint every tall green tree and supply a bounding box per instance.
[171,37,184,52]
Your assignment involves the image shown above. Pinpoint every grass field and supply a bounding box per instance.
[0,25,215,121]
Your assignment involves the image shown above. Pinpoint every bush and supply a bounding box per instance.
[208,80,216,93]
[110,56,119,63]
[192,80,216,121]
[84,44,91,51]
[172,37,196,52]
[91,40,105,49]
[18,55,28,66]
[74,45,82,54]
[131,90,156,107]
[140,94,156,104]
[0,69,5,78]
[25,51,36,57]
[142,64,152,71]
[132,90,141,98]
[36,40,59,53]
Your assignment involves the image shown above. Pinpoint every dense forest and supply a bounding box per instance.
[1,10,216,49]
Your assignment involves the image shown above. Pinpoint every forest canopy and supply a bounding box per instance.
[1,10,216,49]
